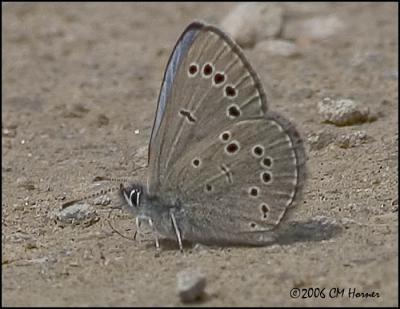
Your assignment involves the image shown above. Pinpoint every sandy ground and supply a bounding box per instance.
[2,2,398,306]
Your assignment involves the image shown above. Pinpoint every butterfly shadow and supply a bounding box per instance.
[137,216,343,252]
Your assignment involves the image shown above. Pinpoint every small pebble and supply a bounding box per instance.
[336,130,371,148]
[177,269,207,303]
[51,202,97,224]
[318,97,371,126]
[221,3,283,48]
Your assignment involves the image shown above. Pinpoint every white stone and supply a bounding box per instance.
[318,97,370,126]
[177,269,206,303]
[336,130,370,149]
[52,202,96,223]
[221,3,283,48]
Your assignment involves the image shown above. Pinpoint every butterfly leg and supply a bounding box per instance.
[147,218,160,252]
[133,217,142,241]
[169,210,183,252]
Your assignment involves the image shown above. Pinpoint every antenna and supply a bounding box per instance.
[61,185,120,209]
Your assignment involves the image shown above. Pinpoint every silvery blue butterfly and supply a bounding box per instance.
[120,21,306,251]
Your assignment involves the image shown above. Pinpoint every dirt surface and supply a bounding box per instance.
[2,2,398,306]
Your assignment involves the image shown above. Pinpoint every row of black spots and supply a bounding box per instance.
[187,62,237,98]
[250,145,273,168]
[247,173,272,196]
[247,174,272,197]
[188,62,223,84]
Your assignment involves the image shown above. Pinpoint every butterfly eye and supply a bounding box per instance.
[129,189,141,207]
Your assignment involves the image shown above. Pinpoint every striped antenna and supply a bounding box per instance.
[93,176,131,183]
[61,164,147,209]
[61,185,120,209]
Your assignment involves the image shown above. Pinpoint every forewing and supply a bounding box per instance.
[147,21,268,195]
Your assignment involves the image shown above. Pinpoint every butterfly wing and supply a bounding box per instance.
[148,21,268,197]
[147,21,306,244]
[168,112,306,244]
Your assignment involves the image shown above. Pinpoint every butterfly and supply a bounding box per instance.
[120,21,306,251]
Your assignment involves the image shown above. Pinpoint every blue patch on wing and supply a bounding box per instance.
[150,26,199,146]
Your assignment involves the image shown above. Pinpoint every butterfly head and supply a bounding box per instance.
[120,183,143,215]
